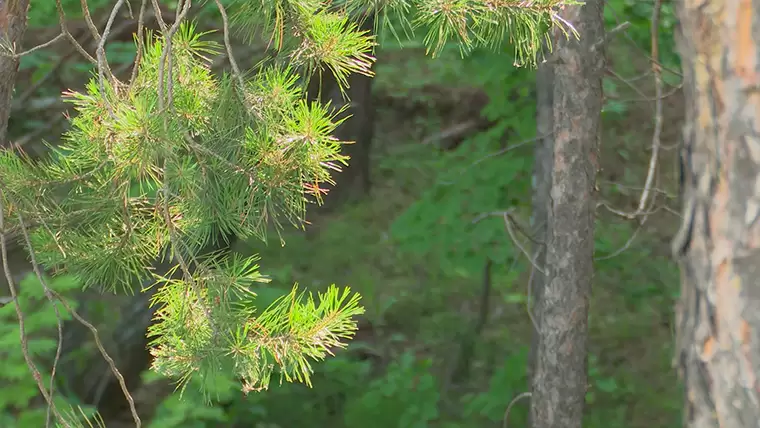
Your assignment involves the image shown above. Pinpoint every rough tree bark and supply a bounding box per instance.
[0,0,32,291]
[672,1,760,426]
[0,0,30,147]
[528,51,554,383]
[529,1,605,427]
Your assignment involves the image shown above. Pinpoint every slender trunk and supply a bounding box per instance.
[528,52,554,382]
[0,0,30,147]
[672,1,760,426]
[528,53,553,428]
[529,1,604,427]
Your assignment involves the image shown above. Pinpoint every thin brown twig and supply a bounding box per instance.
[15,213,64,428]
[55,0,97,65]
[14,10,140,112]
[638,0,664,215]
[503,391,531,428]
[488,210,546,275]
[95,0,130,116]
[471,135,541,167]
[597,199,660,219]
[0,189,67,426]
[605,81,681,103]
[524,242,542,336]
[49,289,142,427]
[606,68,651,103]
[10,33,66,57]
[79,0,103,43]
[156,0,192,112]
[129,0,150,89]
[150,0,168,31]
[594,218,644,261]
[597,179,676,199]
[214,0,246,89]
[598,0,665,228]
[605,2,682,78]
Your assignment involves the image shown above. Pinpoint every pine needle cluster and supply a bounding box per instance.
[0,0,577,398]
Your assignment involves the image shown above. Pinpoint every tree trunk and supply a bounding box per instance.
[528,51,554,383]
[529,1,604,427]
[672,1,760,426]
[0,0,29,148]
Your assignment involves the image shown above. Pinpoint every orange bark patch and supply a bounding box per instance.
[736,0,758,84]
[701,336,716,361]
[714,261,742,345]
[740,319,758,392]
[710,176,732,261]
[742,319,751,344]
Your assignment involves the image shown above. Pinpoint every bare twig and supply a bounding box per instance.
[503,391,531,428]
[637,0,664,215]
[1,185,140,426]
[10,33,66,57]
[214,0,246,89]
[421,119,482,146]
[595,0,665,230]
[156,0,192,112]
[605,3,682,78]
[597,179,676,199]
[504,211,545,274]
[79,0,103,43]
[94,0,131,115]
[15,213,65,428]
[49,289,142,427]
[0,189,67,426]
[129,0,150,89]
[55,0,97,65]
[525,245,540,335]
[544,21,629,65]
[594,218,644,261]
[150,0,169,31]
[590,21,631,53]
[471,136,541,166]
[605,81,682,103]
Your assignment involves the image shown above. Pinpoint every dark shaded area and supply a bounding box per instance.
[307,16,376,211]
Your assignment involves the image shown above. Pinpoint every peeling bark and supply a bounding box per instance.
[673,1,760,426]
[529,1,604,427]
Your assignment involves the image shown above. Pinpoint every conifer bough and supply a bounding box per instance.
[0,0,576,403]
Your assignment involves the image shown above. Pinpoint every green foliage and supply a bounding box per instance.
[390,47,534,276]
[5,0,588,423]
[338,0,580,65]
[148,349,441,427]
[461,349,529,424]
[0,273,95,427]
[143,369,238,427]
[343,352,440,427]
[7,25,346,289]
[3,18,368,397]
[601,0,680,116]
